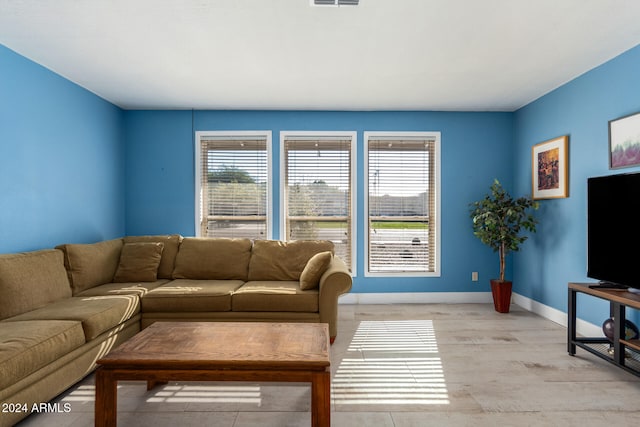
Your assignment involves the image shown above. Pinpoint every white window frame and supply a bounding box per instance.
[195,130,273,239]
[364,131,441,277]
[280,131,357,273]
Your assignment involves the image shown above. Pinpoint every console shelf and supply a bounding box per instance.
[621,339,640,352]
[568,283,640,377]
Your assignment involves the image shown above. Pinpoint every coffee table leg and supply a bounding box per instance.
[311,371,330,427]
[147,380,168,391]
[95,367,117,427]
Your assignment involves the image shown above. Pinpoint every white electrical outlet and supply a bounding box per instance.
[472,272,479,281]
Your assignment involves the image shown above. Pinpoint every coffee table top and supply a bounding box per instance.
[97,322,330,371]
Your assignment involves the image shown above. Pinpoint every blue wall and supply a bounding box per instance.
[0,45,125,253]
[513,44,640,325]
[123,110,194,236]
[124,110,514,293]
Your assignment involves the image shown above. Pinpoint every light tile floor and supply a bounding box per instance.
[16,303,640,426]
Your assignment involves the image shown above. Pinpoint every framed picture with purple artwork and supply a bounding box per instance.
[609,111,640,169]
[532,135,569,200]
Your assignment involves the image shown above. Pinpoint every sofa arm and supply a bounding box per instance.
[318,255,352,342]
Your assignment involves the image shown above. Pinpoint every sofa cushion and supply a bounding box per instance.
[0,249,72,320]
[299,251,333,290]
[56,238,124,295]
[142,279,244,312]
[232,281,319,312]
[124,234,182,279]
[76,280,170,297]
[172,237,252,280]
[0,320,85,390]
[113,242,164,282]
[248,240,335,281]
[4,295,140,341]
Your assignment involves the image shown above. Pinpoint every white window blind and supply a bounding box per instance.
[196,133,270,239]
[282,134,354,269]
[366,134,439,274]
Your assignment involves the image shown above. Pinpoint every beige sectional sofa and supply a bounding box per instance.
[0,235,352,426]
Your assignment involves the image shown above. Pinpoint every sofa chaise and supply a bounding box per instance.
[0,235,352,426]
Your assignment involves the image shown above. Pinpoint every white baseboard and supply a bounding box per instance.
[339,291,601,337]
[511,292,601,337]
[339,292,493,305]
[511,292,568,326]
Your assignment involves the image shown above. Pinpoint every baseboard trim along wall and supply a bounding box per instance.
[339,291,601,337]
[339,292,493,305]
[512,292,601,337]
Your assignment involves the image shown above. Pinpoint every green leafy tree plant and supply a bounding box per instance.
[469,179,539,282]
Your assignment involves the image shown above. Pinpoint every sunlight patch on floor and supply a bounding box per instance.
[60,383,263,405]
[60,385,95,402]
[146,384,262,404]
[334,320,450,405]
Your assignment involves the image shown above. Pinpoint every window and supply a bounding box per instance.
[195,131,271,239]
[365,132,440,275]
[281,132,356,270]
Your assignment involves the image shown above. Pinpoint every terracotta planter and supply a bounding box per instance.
[490,279,512,313]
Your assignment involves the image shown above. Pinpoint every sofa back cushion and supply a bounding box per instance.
[0,249,71,320]
[299,251,333,290]
[113,242,164,282]
[56,238,124,295]
[172,237,252,280]
[123,234,182,279]
[248,240,335,281]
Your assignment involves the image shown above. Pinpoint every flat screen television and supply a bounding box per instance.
[587,172,640,291]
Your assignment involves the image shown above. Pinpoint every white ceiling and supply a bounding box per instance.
[2,0,640,111]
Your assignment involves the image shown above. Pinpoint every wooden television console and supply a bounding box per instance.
[568,282,640,377]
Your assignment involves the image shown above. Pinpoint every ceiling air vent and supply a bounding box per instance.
[313,0,359,6]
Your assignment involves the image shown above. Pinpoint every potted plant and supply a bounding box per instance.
[469,179,538,313]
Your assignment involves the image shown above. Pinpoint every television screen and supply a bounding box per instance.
[587,172,640,289]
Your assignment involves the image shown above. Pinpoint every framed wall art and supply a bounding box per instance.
[532,135,569,200]
[609,111,640,169]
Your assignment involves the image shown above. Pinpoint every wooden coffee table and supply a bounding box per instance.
[94,322,330,427]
